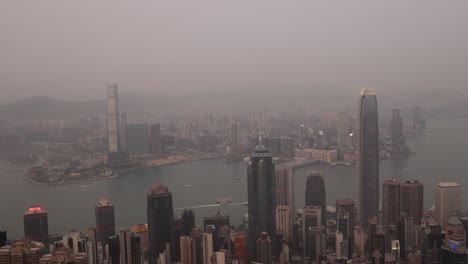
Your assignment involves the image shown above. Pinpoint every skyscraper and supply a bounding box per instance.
[182,209,195,237]
[336,198,355,258]
[247,146,276,262]
[337,112,349,146]
[180,236,195,264]
[0,231,6,247]
[23,206,48,243]
[435,182,461,229]
[120,112,128,152]
[203,212,230,252]
[383,179,401,228]
[275,165,294,214]
[357,89,379,226]
[305,171,326,224]
[302,206,322,261]
[108,235,120,264]
[390,109,403,145]
[275,206,291,240]
[95,199,116,247]
[202,233,213,264]
[400,180,424,225]
[256,232,272,264]
[107,85,121,152]
[147,184,174,264]
[189,227,203,264]
[149,123,162,158]
[119,229,141,264]
[127,123,150,157]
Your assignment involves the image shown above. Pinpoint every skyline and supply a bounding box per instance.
[1,1,468,101]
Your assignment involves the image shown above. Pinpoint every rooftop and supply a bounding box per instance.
[360,88,376,96]
[437,182,460,188]
[148,183,170,195]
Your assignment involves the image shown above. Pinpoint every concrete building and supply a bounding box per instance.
[147,184,174,264]
[383,179,401,228]
[127,123,149,158]
[247,146,276,262]
[23,206,48,243]
[305,171,326,224]
[435,182,461,230]
[95,199,115,247]
[400,180,424,225]
[357,89,379,226]
[107,85,121,152]
[337,112,349,146]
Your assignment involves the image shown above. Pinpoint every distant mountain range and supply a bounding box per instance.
[0,88,467,121]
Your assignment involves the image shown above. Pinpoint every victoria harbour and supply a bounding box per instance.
[1,117,466,239]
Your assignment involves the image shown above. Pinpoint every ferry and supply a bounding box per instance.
[184,184,191,188]
[235,176,241,180]
[216,197,232,205]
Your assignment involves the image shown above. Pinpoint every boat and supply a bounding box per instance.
[184,184,191,188]
[242,201,248,205]
[235,176,241,180]
[344,162,352,167]
[216,197,232,205]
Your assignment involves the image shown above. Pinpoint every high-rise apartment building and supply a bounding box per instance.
[305,171,326,224]
[147,184,174,264]
[127,123,150,158]
[383,179,400,228]
[247,146,276,262]
[119,229,141,264]
[95,199,115,246]
[357,89,379,226]
[337,112,349,146]
[400,180,424,225]
[149,123,162,158]
[435,182,461,229]
[23,206,48,243]
[107,85,121,152]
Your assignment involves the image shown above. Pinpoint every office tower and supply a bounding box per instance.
[127,123,150,157]
[383,179,401,228]
[435,182,461,229]
[203,233,213,264]
[182,209,195,237]
[23,206,48,243]
[400,180,424,225]
[306,227,326,263]
[119,229,141,264]
[95,199,115,246]
[398,215,414,261]
[233,236,248,264]
[149,123,162,158]
[247,146,276,262]
[203,212,230,252]
[190,227,203,264]
[357,89,379,226]
[108,236,120,264]
[305,171,326,224]
[107,85,121,152]
[390,109,403,145]
[256,232,272,264]
[276,206,291,240]
[275,165,294,239]
[337,112,349,146]
[147,184,174,264]
[230,123,239,153]
[337,212,350,258]
[0,231,6,247]
[302,206,322,260]
[336,199,355,258]
[180,236,195,264]
[131,224,149,261]
[120,112,128,152]
[370,232,385,261]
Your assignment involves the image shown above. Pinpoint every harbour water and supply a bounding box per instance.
[0,117,467,239]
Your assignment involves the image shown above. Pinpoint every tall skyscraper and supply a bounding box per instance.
[107,85,121,152]
[247,146,276,262]
[119,229,141,264]
[302,206,322,261]
[108,236,120,264]
[182,209,195,237]
[23,206,48,243]
[180,236,195,264]
[337,112,349,146]
[400,180,424,225]
[275,206,291,240]
[190,227,203,264]
[95,199,116,247]
[202,233,213,264]
[203,212,230,252]
[383,179,401,228]
[305,171,326,224]
[435,182,461,229]
[357,89,379,225]
[390,109,403,145]
[256,232,272,264]
[147,184,174,264]
[127,123,150,157]
[149,123,162,158]
[275,165,294,213]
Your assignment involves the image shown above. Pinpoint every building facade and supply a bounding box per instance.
[95,199,116,247]
[127,123,150,158]
[107,85,121,152]
[435,182,461,229]
[23,206,48,243]
[305,171,326,224]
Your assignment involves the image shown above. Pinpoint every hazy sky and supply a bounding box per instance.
[1,1,467,101]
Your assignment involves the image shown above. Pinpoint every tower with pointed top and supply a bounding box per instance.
[357,89,379,226]
[247,146,276,262]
